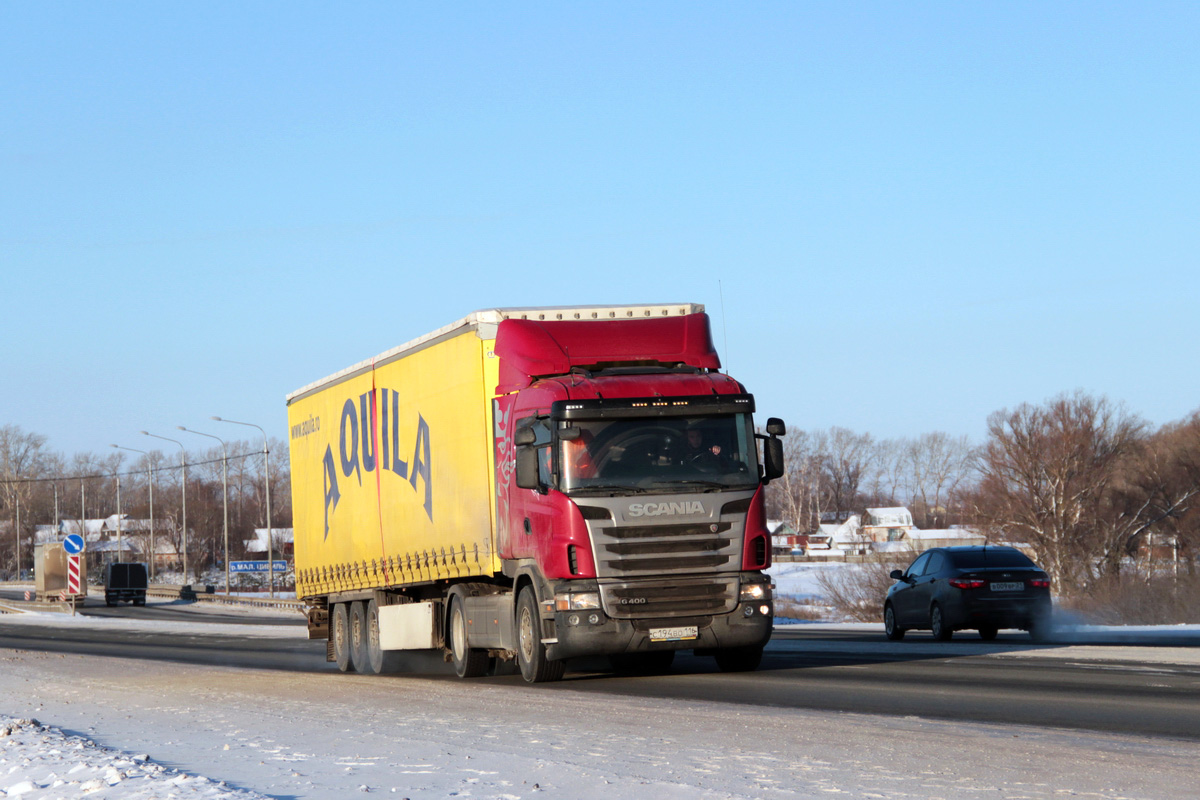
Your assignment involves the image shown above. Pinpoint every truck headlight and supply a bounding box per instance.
[739,583,769,602]
[555,592,601,611]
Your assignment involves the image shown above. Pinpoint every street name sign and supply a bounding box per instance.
[230,560,289,573]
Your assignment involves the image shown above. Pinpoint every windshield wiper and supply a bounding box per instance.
[667,479,731,491]
[568,483,654,495]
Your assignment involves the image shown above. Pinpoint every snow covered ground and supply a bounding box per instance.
[1,718,271,799]
[4,571,1200,798]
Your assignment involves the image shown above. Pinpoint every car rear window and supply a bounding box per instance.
[949,549,1036,569]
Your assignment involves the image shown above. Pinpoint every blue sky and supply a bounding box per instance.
[3,3,1198,458]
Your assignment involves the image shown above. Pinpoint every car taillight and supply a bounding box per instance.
[1029,578,1050,588]
[949,578,986,589]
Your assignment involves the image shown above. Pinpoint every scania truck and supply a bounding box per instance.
[287,304,785,683]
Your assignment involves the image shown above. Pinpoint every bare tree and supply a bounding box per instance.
[823,427,875,516]
[0,425,51,572]
[768,428,830,531]
[906,432,974,529]
[971,392,1145,590]
[869,438,907,507]
[1097,411,1200,577]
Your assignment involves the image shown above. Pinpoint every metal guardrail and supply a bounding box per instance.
[0,598,81,614]
[147,584,305,612]
[195,593,305,612]
[1,582,304,615]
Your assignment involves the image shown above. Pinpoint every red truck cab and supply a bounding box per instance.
[488,311,785,680]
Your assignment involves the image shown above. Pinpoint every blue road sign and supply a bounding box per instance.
[63,534,85,554]
[230,560,289,573]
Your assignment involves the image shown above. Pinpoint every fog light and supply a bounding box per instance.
[568,614,580,626]
[588,613,601,625]
[743,605,755,617]
[759,604,770,616]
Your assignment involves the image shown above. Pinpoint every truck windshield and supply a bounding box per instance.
[558,414,759,493]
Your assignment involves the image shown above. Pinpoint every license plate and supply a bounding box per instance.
[991,581,1024,592]
[649,625,698,642]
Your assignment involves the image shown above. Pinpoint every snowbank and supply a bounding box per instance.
[0,718,270,799]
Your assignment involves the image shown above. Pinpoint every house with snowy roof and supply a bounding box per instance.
[244,528,294,556]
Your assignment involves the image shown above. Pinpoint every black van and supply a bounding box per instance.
[105,562,149,606]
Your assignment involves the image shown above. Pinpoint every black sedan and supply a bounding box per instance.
[883,546,1053,641]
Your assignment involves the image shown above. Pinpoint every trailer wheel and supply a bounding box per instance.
[364,599,399,675]
[332,603,355,672]
[516,587,565,683]
[449,596,491,679]
[349,601,371,673]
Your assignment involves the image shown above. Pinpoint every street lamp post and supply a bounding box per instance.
[178,426,230,595]
[142,432,188,584]
[14,491,20,580]
[115,474,122,564]
[112,445,155,580]
[212,416,274,597]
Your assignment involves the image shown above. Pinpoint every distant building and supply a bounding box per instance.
[828,508,984,556]
[860,507,915,543]
[35,516,182,569]
[244,528,294,556]
[767,521,803,555]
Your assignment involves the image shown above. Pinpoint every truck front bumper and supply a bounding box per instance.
[544,600,773,661]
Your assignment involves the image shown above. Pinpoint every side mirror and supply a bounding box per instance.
[515,446,541,490]
[890,569,905,581]
[766,418,786,437]
[762,436,785,483]
[513,424,541,489]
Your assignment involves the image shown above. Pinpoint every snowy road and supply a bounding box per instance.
[2,607,1200,798]
[4,638,1200,799]
[4,605,1200,739]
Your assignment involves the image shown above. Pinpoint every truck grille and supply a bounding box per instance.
[599,576,739,619]
[590,521,740,578]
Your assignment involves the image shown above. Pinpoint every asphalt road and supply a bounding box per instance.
[2,605,1197,742]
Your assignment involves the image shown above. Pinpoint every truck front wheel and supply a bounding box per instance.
[516,587,565,683]
[449,596,491,679]
[332,603,355,672]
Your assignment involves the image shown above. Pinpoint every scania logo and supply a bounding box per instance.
[627,501,705,518]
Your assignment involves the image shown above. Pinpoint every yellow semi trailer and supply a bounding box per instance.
[288,305,786,682]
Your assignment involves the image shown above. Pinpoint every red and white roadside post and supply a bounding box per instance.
[63,533,85,615]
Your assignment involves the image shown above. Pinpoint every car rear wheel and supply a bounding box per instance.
[978,624,998,641]
[884,604,905,641]
[930,604,953,641]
